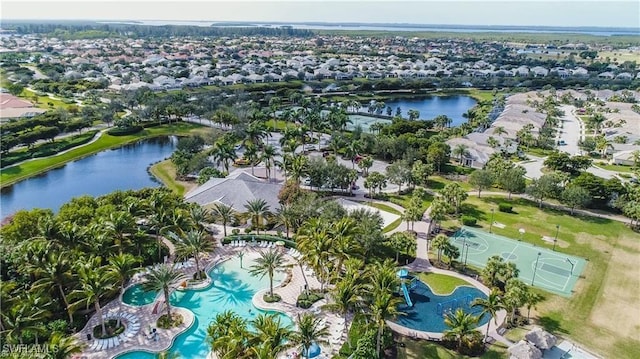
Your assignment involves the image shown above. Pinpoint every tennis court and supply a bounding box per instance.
[451,226,586,297]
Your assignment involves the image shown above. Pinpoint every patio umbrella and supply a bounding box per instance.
[508,340,542,359]
[302,342,321,358]
[525,327,557,350]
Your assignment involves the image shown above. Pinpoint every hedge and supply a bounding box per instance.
[461,216,477,226]
[498,202,513,213]
[107,126,143,136]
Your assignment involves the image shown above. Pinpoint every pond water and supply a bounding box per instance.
[376,95,477,126]
[0,136,177,218]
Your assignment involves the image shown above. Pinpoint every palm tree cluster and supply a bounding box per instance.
[207,310,329,359]
[0,188,207,352]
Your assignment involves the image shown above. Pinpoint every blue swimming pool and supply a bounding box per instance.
[393,281,490,333]
[116,253,292,359]
[122,284,157,307]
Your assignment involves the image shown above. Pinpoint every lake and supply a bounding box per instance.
[0,136,177,218]
[375,95,477,126]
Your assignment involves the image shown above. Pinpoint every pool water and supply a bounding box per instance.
[117,253,291,359]
[393,281,490,333]
[122,284,158,307]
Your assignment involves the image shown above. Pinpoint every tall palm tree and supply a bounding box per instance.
[291,313,329,359]
[452,144,469,165]
[274,205,295,239]
[207,310,250,359]
[46,332,84,359]
[105,211,135,255]
[369,291,403,357]
[211,141,237,173]
[32,252,75,323]
[169,230,215,279]
[261,144,279,181]
[249,249,285,298]
[69,263,116,337]
[211,203,236,237]
[244,143,260,176]
[1,299,50,344]
[329,218,359,277]
[493,126,507,137]
[251,313,293,354]
[443,309,481,353]
[325,276,362,334]
[431,234,450,264]
[297,219,331,290]
[108,253,139,326]
[472,289,504,342]
[288,154,308,186]
[244,199,271,234]
[188,205,212,231]
[142,265,186,319]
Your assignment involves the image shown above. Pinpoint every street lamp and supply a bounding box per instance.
[531,252,542,286]
[553,225,560,251]
[489,208,495,233]
[566,258,575,276]
[464,243,470,271]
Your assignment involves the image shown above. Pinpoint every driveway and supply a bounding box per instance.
[518,155,545,179]
[557,105,583,156]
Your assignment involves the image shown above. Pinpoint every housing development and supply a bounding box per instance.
[0,17,639,359]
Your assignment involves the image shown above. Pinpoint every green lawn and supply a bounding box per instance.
[149,159,190,196]
[367,202,402,215]
[595,163,636,173]
[20,88,76,110]
[397,336,508,359]
[383,217,403,233]
[417,272,472,295]
[1,122,205,187]
[438,195,640,358]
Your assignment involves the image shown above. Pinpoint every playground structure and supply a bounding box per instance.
[397,269,418,307]
[436,295,473,316]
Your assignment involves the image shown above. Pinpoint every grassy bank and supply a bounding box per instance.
[417,273,472,295]
[1,122,205,188]
[438,195,640,358]
[148,159,195,196]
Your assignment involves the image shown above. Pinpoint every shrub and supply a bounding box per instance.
[296,290,324,308]
[244,227,252,234]
[47,319,69,334]
[231,229,240,235]
[461,216,477,226]
[264,293,281,303]
[92,319,125,339]
[498,202,513,213]
[157,313,183,329]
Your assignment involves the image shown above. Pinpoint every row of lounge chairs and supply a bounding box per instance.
[229,240,279,249]
[287,248,302,258]
[88,313,141,351]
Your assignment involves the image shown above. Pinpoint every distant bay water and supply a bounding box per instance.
[98,21,639,36]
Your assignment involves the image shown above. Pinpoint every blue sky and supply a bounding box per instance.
[2,1,639,28]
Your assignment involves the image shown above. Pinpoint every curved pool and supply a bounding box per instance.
[116,252,291,359]
[393,281,490,333]
[122,284,157,307]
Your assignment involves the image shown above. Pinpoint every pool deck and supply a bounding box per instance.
[77,236,347,359]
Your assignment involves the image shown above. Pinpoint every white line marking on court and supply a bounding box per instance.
[506,244,519,263]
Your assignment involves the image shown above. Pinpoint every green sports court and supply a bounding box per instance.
[451,226,587,297]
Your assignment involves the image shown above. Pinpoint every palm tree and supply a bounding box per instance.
[431,234,449,264]
[369,291,403,357]
[274,205,295,239]
[69,263,116,337]
[1,301,49,344]
[251,313,293,355]
[329,218,359,277]
[288,154,308,186]
[211,141,237,173]
[32,252,75,323]
[207,310,250,358]
[244,199,271,234]
[325,276,362,334]
[452,144,469,165]
[104,211,135,255]
[46,332,84,359]
[142,265,186,319]
[297,219,331,290]
[493,126,507,137]
[249,249,285,298]
[169,230,215,280]
[108,253,139,326]
[345,140,363,169]
[291,313,329,359]
[524,291,543,322]
[211,203,235,237]
[472,289,504,342]
[261,144,279,181]
[244,143,260,176]
[443,308,481,353]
